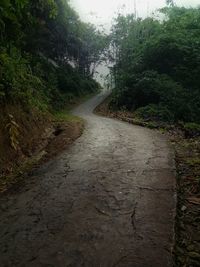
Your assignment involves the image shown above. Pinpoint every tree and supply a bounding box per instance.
[109,6,200,123]
[166,0,175,7]
[77,23,108,76]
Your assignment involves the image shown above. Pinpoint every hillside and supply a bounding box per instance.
[0,0,106,187]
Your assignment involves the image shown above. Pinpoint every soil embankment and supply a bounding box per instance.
[0,105,83,193]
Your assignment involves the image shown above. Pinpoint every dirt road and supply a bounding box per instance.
[0,93,176,267]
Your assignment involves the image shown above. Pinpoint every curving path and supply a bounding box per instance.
[0,93,176,267]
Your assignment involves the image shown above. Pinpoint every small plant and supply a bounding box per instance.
[183,123,200,137]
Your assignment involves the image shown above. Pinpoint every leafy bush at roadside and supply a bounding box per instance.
[0,47,47,107]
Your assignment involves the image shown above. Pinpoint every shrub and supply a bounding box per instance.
[135,104,174,122]
[110,71,194,122]
[0,47,49,109]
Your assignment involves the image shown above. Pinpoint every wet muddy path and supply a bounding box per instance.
[0,93,176,267]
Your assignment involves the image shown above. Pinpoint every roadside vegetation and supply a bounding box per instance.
[109,4,200,128]
[0,0,107,189]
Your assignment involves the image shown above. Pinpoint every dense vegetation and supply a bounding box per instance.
[110,5,200,125]
[0,0,108,180]
[0,0,106,111]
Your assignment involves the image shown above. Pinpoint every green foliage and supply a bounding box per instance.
[110,7,200,124]
[135,105,174,122]
[0,0,104,113]
[0,47,46,106]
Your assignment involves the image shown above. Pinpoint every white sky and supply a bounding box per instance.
[70,0,200,30]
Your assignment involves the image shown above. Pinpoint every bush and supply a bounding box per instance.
[110,71,195,122]
[110,7,200,124]
[135,104,174,122]
[0,47,49,109]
